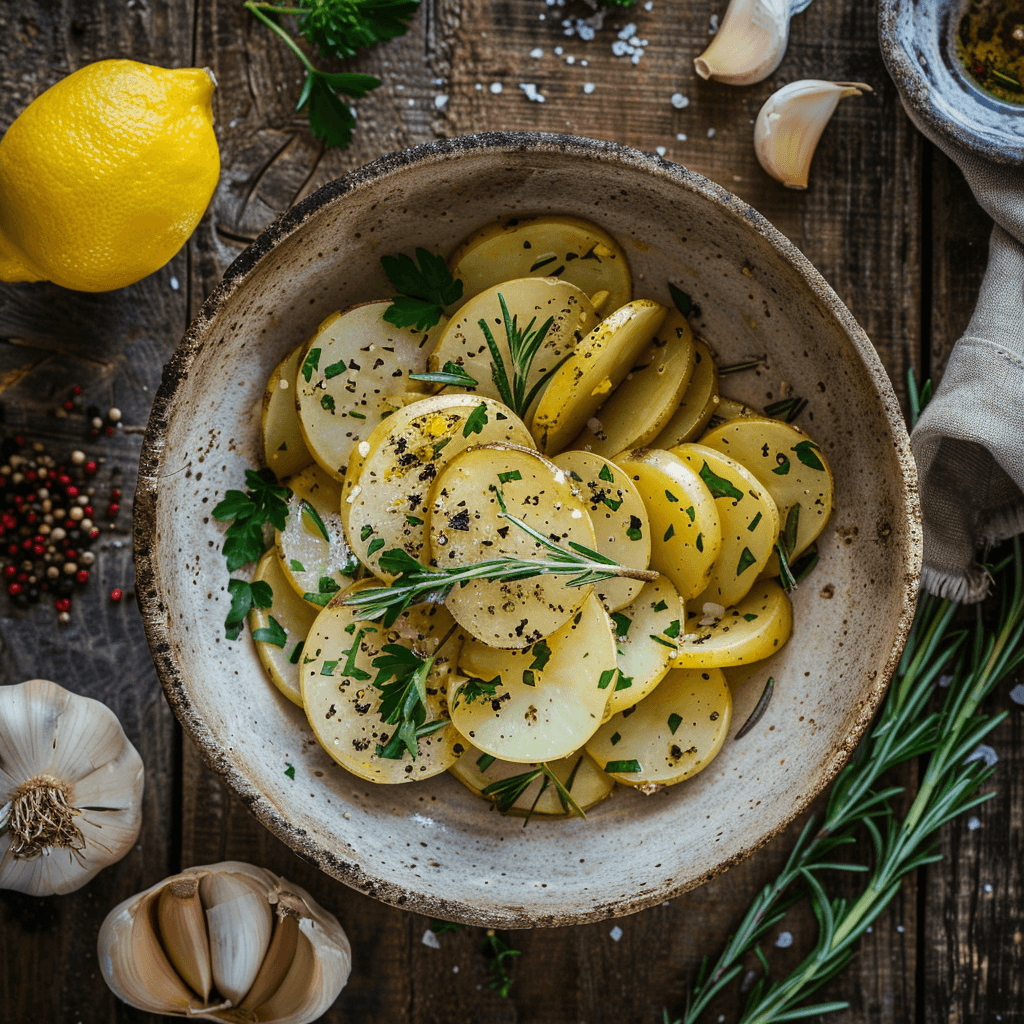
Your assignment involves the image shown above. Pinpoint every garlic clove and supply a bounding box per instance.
[157,875,214,1002]
[98,886,211,1015]
[754,80,872,189]
[694,0,794,86]
[199,870,275,1005]
[236,906,299,1012]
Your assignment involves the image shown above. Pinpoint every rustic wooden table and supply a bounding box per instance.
[1,1,1021,1022]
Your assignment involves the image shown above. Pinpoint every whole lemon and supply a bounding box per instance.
[0,60,219,293]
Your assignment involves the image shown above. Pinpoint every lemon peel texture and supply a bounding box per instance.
[0,59,219,293]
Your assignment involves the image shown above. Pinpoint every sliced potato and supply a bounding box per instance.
[248,549,319,706]
[672,444,780,608]
[429,442,598,648]
[650,339,720,448]
[531,300,668,454]
[448,215,632,314]
[449,742,615,816]
[550,450,651,612]
[585,667,731,789]
[301,589,462,783]
[342,395,534,580]
[448,595,615,762]
[275,465,357,608]
[296,302,437,480]
[571,310,696,457]
[699,417,834,566]
[262,345,312,479]
[704,395,761,432]
[604,577,685,717]
[614,448,721,601]
[673,579,792,669]
[429,278,597,421]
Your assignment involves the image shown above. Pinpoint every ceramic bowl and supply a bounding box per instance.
[879,0,1024,165]
[135,133,921,927]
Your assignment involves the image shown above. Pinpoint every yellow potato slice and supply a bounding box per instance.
[704,395,761,432]
[448,595,615,762]
[262,344,312,480]
[604,577,685,717]
[448,214,632,313]
[614,448,721,601]
[571,310,696,458]
[296,301,438,480]
[449,742,615,816]
[672,579,792,669]
[550,450,650,612]
[700,417,834,565]
[650,339,720,448]
[585,667,731,790]
[248,549,319,707]
[428,442,598,648]
[530,299,668,454]
[300,590,462,783]
[275,465,357,609]
[672,444,780,608]
[342,395,534,581]
[429,278,597,421]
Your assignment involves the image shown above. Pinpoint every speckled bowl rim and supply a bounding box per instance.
[135,131,922,926]
[879,0,1024,166]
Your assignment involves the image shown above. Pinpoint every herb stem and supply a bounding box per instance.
[244,1,316,72]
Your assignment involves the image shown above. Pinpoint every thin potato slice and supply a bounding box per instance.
[429,442,598,648]
[275,465,357,608]
[615,448,721,601]
[571,310,696,457]
[531,300,668,454]
[450,742,615,816]
[429,278,597,420]
[262,345,312,479]
[448,596,615,762]
[586,667,731,789]
[672,580,792,669]
[448,215,632,314]
[248,549,319,706]
[672,444,780,608]
[550,450,650,612]
[704,395,761,432]
[650,340,720,448]
[296,302,438,480]
[342,395,534,581]
[700,416,834,565]
[300,590,462,783]
[604,577,685,717]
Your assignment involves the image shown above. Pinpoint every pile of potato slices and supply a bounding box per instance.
[249,214,834,818]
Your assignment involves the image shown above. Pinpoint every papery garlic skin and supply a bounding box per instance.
[98,860,352,1024]
[0,678,144,896]
[754,80,872,189]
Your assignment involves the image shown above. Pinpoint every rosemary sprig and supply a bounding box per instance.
[343,505,657,626]
[481,761,586,824]
[477,292,567,419]
[675,540,1024,1024]
[483,929,522,998]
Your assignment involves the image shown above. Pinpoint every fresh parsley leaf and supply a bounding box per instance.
[611,612,632,637]
[284,762,296,779]
[749,511,763,532]
[664,524,675,542]
[289,640,306,664]
[668,282,692,315]
[664,619,681,638]
[610,732,622,745]
[298,69,381,150]
[599,464,615,483]
[598,668,617,690]
[460,675,502,705]
[626,515,644,541]
[224,578,273,640]
[605,759,642,774]
[296,0,422,59]
[529,640,552,671]
[737,547,757,575]
[667,713,682,734]
[699,461,744,501]
[300,347,321,382]
[614,673,633,691]
[498,469,523,484]
[360,524,374,541]
[381,248,463,331]
[792,439,824,471]
[773,456,792,476]
[252,615,288,647]
[463,403,489,436]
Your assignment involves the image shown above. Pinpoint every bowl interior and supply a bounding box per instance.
[137,135,920,926]
[879,0,1024,165]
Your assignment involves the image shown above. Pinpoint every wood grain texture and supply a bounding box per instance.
[0,0,1011,1022]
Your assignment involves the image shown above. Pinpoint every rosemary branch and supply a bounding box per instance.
[677,540,1024,1024]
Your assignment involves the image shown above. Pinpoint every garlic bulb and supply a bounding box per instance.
[98,860,352,1024]
[0,678,144,896]
[754,79,872,189]
[694,0,815,86]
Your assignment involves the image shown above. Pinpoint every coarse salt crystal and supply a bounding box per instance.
[612,39,629,56]
[584,82,595,94]
[358,441,371,458]
[555,45,564,55]
[709,13,719,32]
[610,926,623,942]
[677,133,688,141]
[519,83,546,103]
[422,929,441,949]
[775,931,793,948]
[170,276,180,290]
[968,816,982,830]
[566,55,576,64]
[619,22,637,39]
[530,47,544,58]
[571,509,583,519]
[966,743,998,768]
[707,127,716,138]
[490,82,503,94]
[1009,682,1024,704]
[346,486,362,503]
[671,93,689,109]
[434,94,449,109]
[656,146,667,156]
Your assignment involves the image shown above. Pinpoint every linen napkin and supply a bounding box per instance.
[903,108,1024,603]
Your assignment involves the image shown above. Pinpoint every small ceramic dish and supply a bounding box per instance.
[135,133,921,927]
[879,0,1024,165]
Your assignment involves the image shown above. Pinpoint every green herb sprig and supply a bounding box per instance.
[343,505,658,626]
[245,0,417,148]
[673,540,1024,1024]
[481,760,586,824]
[381,248,464,331]
[483,929,522,998]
